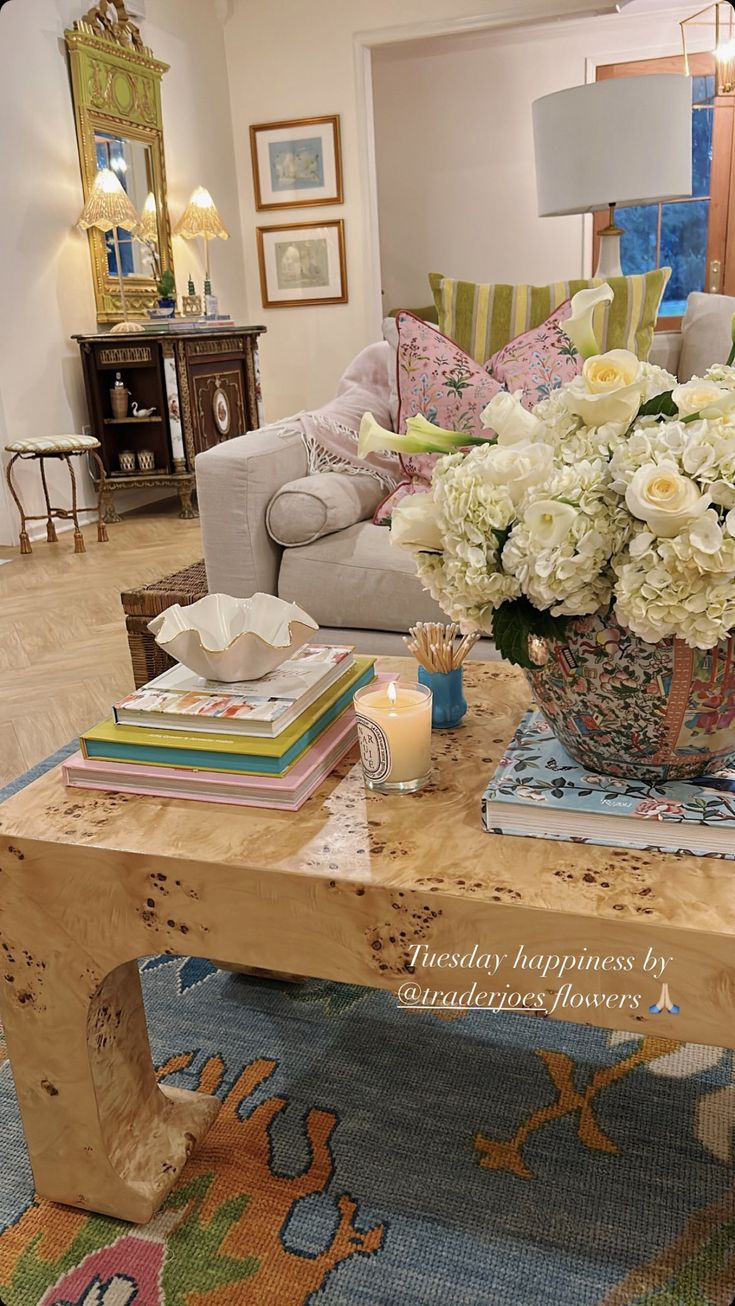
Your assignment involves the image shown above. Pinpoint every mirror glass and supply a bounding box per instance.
[94,132,159,279]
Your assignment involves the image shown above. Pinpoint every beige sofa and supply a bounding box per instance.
[196,293,735,653]
[196,417,450,655]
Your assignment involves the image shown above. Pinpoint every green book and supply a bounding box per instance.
[81,658,375,776]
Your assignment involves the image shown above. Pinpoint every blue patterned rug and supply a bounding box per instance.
[1,755,735,1305]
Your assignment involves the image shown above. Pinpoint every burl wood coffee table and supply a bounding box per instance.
[1,659,734,1224]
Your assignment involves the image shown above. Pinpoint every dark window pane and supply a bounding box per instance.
[620,205,658,276]
[691,76,714,196]
[659,198,709,317]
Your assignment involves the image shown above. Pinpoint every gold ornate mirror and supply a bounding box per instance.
[65,2,175,325]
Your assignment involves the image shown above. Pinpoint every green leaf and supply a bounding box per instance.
[637,390,677,420]
[491,598,570,669]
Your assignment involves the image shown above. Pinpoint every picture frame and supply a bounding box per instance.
[256,220,348,309]
[250,115,343,211]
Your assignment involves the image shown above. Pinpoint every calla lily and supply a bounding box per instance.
[726,311,735,367]
[358,412,485,460]
[562,284,615,360]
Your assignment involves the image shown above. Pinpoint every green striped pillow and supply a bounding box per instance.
[428,269,671,364]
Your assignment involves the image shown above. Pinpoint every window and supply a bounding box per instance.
[594,55,735,328]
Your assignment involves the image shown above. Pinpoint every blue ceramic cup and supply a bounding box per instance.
[417,666,467,729]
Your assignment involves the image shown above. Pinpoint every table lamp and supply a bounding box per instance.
[532,75,692,277]
[173,186,229,317]
[77,167,144,334]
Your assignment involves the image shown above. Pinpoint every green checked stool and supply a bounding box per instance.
[4,434,110,555]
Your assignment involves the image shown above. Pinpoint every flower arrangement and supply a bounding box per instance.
[360,285,735,668]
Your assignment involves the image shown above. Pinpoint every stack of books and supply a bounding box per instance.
[482,709,735,860]
[64,644,375,810]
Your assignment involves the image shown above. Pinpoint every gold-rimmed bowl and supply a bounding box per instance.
[148,592,318,681]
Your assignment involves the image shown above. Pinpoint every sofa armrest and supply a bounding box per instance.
[195,423,308,598]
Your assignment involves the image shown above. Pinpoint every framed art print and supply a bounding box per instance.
[250,116,343,210]
[256,220,347,308]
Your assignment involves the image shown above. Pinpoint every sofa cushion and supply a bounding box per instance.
[429,269,670,363]
[487,299,582,407]
[277,521,446,631]
[678,291,735,381]
[374,312,505,526]
[266,472,385,546]
[395,311,504,435]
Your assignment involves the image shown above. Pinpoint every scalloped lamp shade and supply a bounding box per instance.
[173,187,229,242]
[76,167,141,234]
[139,191,159,243]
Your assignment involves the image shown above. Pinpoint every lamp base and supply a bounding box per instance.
[594,230,623,279]
[594,203,624,279]
[110,320,146,334]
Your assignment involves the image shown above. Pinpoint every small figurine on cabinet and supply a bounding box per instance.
[182,274,202,318]
[131,402,157,418]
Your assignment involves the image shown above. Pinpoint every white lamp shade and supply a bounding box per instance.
[533,75,692,217]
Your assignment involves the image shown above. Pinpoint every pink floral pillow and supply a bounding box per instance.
[487,299,581,409]
[374,313,504,524]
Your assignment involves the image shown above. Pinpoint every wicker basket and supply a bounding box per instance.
[121,559,208,688]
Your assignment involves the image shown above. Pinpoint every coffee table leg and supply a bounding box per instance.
[0,956,219,1223]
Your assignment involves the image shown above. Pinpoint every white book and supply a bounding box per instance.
[113,643,354,738]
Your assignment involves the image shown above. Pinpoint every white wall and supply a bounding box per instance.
[0,0,247,545]
[221,0,625,423]
[372,4,704,310]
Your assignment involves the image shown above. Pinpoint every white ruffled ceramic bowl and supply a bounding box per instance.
[148,592,318,681]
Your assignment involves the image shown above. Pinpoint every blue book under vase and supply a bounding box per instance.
[482,709,735,860]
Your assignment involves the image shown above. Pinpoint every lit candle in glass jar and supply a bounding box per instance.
[353,679,432,793]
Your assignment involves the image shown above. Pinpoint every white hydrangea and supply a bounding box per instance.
[639,362,678,402]
[705,363,735,391]
[414,447,521,630]
[502,461,630,616]
[614,521,735,648]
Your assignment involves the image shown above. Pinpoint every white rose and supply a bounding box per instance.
[483,441,553,503]
[566,350,643,430]
[390,492,443,553]
[480,391,544,445]
[583,349,641,394]
[523,499,577,547]
[673,379,735,419]
[625,461,711,538]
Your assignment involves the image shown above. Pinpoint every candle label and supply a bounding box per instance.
[355,713,392,783]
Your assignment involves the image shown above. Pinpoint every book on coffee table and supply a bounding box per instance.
[80,657,375,776]
[113,643,353,737]
[482,709,735,859]
[65,711,358,810]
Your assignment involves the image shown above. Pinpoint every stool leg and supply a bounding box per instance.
[89,451,109,543]
[39,457,57,543]
[63,455,85,554]
[5,453,31,555]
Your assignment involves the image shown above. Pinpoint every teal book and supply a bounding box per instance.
[81,659,374,776]
[482,709,735,860]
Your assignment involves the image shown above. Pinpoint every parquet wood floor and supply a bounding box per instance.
[0,507,202,786]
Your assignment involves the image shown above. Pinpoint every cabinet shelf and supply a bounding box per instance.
[104,416,163,425]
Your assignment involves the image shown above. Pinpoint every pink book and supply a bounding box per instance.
[63,712,358,811]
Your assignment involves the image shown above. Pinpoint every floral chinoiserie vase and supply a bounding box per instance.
[524,612,735,782]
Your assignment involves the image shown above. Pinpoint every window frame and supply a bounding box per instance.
[594,53,735,332]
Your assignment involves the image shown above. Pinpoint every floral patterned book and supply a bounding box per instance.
[482,711,735,859]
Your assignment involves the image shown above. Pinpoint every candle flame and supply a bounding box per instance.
[387,680,398,704]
